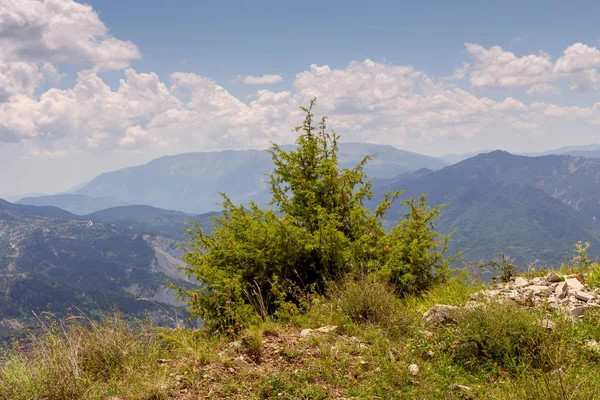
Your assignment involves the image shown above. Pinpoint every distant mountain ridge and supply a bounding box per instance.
[373,151,600,266]
[70,143,447,214]
[17,194,127,215]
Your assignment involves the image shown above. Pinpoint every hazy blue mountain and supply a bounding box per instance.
[438,144,600,165]
[523,143,600,157]
[0,198,77,219]
[438,150,492,164]
[564,150,600,159]
[74,143,448,214]
[3,193,47,203]
[373,151,600,267]
[17,194,127,215]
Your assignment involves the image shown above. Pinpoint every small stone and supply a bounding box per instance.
[408,364,419,376]
[314,325,337,334]
[566,275,585,291]
[300,328,313,337]
[422,304,460,326]
[575,291,595,302]
[452,384,473,393]
[547,272,562,283]
[585,339,599,349]
[426,351,435,357]
[555,282,568,300]
[531,277,549,286]
[569,305,591,318]
[526,285,551,296]
[540,319,555,330]
[513,277,531,288]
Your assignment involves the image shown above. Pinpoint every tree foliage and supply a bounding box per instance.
[174,99,456,332]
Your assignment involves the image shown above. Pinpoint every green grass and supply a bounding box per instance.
[3,272,600,399]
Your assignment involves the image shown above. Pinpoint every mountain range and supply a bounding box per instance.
[374,151,600,266]
[14,143,446,215]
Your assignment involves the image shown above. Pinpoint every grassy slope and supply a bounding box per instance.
[4,270,600,400]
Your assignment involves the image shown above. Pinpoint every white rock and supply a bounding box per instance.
[300,329,313,337]
[408,364,419,376]
[565,276,585,291]
[555,282,568,300]
[513,277,531,288]
[540,319,555,330]
[314,325,337,334]
[575,291,595,303]
[453,384,473,393]
[532,277,549,286]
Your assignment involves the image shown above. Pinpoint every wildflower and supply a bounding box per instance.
[18,346,25,350]
[484,330,488,335]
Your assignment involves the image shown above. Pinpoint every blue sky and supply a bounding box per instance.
[83,0,599,91]
[1,0,600,196]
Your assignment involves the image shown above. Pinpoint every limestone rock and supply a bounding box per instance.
[300,329,313,337]
[422,304,460,326]
[300,325,337,338]
[547,271,562,283]
[555,282,568,300]
[513,277,531,288]
[566,275,585,291]
[408,364,419,376]
[452,384,473,393]
[575,291,595,303]
[540,319,555,330]
[314,325,337,334]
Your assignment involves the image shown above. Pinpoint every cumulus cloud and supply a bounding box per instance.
[0,0,600,159]
[238,74,283,85]
[465,42,600,92]
[6,58,600,156]
[0,0,140,71]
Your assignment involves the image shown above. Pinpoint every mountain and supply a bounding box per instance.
[438,144,600,165]
[3,193,46,203]
[0,198,77,219]
[74,143,448,214]
[438,150,492,164]
[0,200,198,339]
[564,150,600,159]
[373,151,600,267]
[86,205,217,238]
[17,194,127,215]
[523,143,600,157]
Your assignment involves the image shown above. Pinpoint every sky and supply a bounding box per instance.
[1,0,600,197]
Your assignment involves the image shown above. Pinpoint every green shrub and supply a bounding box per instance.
[175,99,456,332]
[451,302,563,373]
[328,275,401,326]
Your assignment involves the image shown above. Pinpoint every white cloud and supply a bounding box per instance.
[465,42,600,92]
[0,0,140,71]
[0,0,599,163]
[238,74,283,85]
[6,58,599,157]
